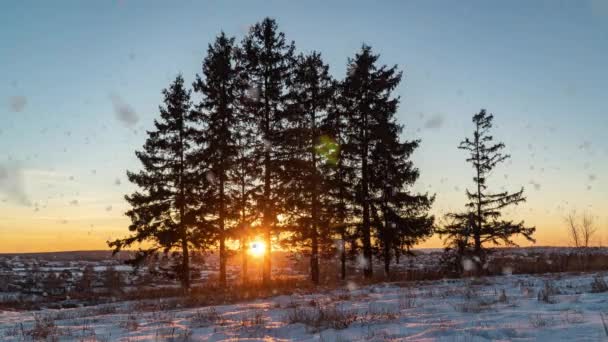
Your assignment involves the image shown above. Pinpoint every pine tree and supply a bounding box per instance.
[440,109,535,271]
[281,52,334,284]
[341,45,402,278]
[108,76,201,290]
[369,113,434,276]
[193,32,246,286]
[239,18,295,284]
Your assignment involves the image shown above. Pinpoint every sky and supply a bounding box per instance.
[1,0,608,252]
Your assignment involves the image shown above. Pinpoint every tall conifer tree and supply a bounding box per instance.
[239,18,295,284]
[341,45,402,278]
[440,110,535,270]
[281,52,334,284]
[108,76,201,290]
[192,32,245,286]
[369,119,434,275]
[322,86,356,280]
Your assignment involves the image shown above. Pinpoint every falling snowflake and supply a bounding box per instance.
[263,138,272,152]
[423,114,444,130]
[346,281,358,292]
[8,96,27,112]
[461,258,475,272]
[529,180,541,191]
[109,93,139,128]
[206,171,217,184]
[245,85,260,101]
[0,162,30,205]
[356,254,370,270]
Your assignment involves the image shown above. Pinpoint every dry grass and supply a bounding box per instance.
[537,281,561,304]
[529,313,557,328]
[591,275,608,293]
[398,288,417,309]
[600,313,608,337]
[119,314,139,331]
[190,307,226,327]
[285,303,358,332]
[451,286,498,313]
[561,309,585,324]
[240,310,265,328]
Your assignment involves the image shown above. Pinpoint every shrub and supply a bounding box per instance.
[190,307,224,327]
[529,313,556,328]
[498,289,508,303]
[286,304,357,332]
[561,309,585,324]
[120,314,139,331]
[240,310,265,328]
[591,275,608,293]
[538,281,560,304]
[28,314,59,341]
[399,289,417,309]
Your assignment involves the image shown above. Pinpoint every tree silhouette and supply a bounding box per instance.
[439,109,535,271]
[322,85,356,280]
[369,115,434,276]
[239,18,295,284]
[108,76,202,290]
[341,45,403,278]
[193,32,246,286]
[281,52,334,284]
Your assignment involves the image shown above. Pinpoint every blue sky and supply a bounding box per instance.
[1,0,607,251]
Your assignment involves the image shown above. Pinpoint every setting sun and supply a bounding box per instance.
[248,240,266,257]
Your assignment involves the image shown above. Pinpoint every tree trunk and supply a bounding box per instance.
[474,120,483,265]
[384,246,390,276]
[262,81,272,285]
[178,110,190,290]
[219,175,227,286]
[340,229,346,280]
[262,148,272,285]
[361,104,372,278]
[311,227,319,283]
[310,109,319,284]
[242,236,248,285]
[383,204,391,276]
[394,245,401,264]
[219,236,226,286]
[362,151,372,278]
[181,237,190,290]
[263,224,271,285]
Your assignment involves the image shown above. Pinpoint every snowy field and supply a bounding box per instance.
[2,272,608,341]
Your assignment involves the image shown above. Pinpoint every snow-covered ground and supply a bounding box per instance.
[2,272,608,341]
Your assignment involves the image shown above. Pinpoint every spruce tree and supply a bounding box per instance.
[239,18,295,284]
[108,76,201,290]
[440,109,535,270]
[192,32,245,286]
[233,127,260,285]
[341,45,402,278]
[282,52,334,284]
[369,114,434,276]
[321,83,356,280]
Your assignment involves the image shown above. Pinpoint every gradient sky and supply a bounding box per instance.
[1,0,607,252]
